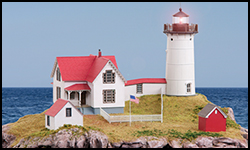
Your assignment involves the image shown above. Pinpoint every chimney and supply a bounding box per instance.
[98,49,102,57]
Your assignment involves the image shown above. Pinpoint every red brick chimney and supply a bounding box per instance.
[98,49,102,57]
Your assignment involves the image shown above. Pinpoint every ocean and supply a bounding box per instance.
[2,87,248,129]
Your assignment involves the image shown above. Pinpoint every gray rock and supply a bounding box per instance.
[227,107,236,123]
[147,138,168,148]
[76,135,88,148]
[183,142,199,148]
[169,139,182,148]
[113,136,168,148]
[87,130,109,148]
[2,124,16,148]
[195,136,213,148]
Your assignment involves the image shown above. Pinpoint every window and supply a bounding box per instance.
[56,68,61,81]
[47,115,50,126]
[56,87,61,99]
[136,84,143,94]
[187,83,191,93]
[103,70,115,83]
[171,38,173,41]
[103,89,115,103]
[215,110,217,114]
[66,108,72,117]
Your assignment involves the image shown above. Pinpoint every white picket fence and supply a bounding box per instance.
[100,108,162,123]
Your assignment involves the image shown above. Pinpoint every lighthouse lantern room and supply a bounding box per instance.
[163,8,198,96]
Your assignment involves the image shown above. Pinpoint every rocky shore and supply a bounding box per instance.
[2,107,248,148]
[2,127,248,148]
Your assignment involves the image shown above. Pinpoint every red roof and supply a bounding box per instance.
[65,84,91,91]
[45,99,69,117]
[125,78,167,86]
[173,8,189,17]
[56,55,118,82]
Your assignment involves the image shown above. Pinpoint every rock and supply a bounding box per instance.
[2,124,16,148]
[169,139,182,148]
[241,127,248,133]
[183,142,199,148]
[76,135,88,148]
[38,137,54,148]
[217,137,237,145]
[227,107,236,123]
[87,130,109,148]
[147,137,168,148]
[212,137,248,148]
[237,139,248,148]
[240,127,248,141]
[111,136,168,148]
[195,136,213,148]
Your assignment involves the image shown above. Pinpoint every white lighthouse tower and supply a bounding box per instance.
[163,8,198,96]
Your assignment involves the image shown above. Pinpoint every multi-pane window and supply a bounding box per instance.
[187,83,191,93]
[56,68,61,81]
[136,84,143,93]
[103,90,115,103]
[56,87,61,99]
[66,108,72,117]
[103,70,115,83]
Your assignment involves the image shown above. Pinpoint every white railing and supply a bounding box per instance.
[100,107,111,123]
[100,108,162,123]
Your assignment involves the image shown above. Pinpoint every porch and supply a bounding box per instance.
[64,83,91,108]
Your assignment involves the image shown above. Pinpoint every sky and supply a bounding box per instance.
[2,2,248,87]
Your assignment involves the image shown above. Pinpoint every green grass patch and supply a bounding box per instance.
[29,124,88,138]
[132,128,223,141]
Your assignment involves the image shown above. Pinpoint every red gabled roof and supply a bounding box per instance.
[45,99,69,117]
[65,84,91,91]
[56,55,118,82]
[125,78,167,86]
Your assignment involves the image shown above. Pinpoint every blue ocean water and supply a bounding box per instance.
[2,87,248,129]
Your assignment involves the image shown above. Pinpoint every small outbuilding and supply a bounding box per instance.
[198,103,227,132]
[45,98,83,130]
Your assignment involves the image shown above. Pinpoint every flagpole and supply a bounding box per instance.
[161,88,163,123]
[130,98,131,126]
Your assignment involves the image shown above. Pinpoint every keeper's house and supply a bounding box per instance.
[50,50,126,114]
[50,50,166,115]
[198,103,227,132]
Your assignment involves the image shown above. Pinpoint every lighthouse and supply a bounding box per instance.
[163,8,198,96]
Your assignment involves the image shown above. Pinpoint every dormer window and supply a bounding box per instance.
[56,68,61,81]
[103,70,115,84]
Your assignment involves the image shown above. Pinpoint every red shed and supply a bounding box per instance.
[198,103,227,132]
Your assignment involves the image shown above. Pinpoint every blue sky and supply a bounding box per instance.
[2,2,248,87]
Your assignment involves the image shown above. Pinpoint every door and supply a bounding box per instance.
[81,91,86,105]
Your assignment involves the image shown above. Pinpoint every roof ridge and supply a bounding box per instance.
[84,55,98,81]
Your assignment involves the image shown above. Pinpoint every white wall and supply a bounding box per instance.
[125,83,166,101]
[45,115,55,130]
[52,64,65,103]
[91,61,125,108]
[53,102,83,130]
[165,33,196,96]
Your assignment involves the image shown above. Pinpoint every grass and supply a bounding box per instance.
[6,93,243,146]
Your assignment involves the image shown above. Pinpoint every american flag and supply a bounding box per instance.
[130,95,139,104]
